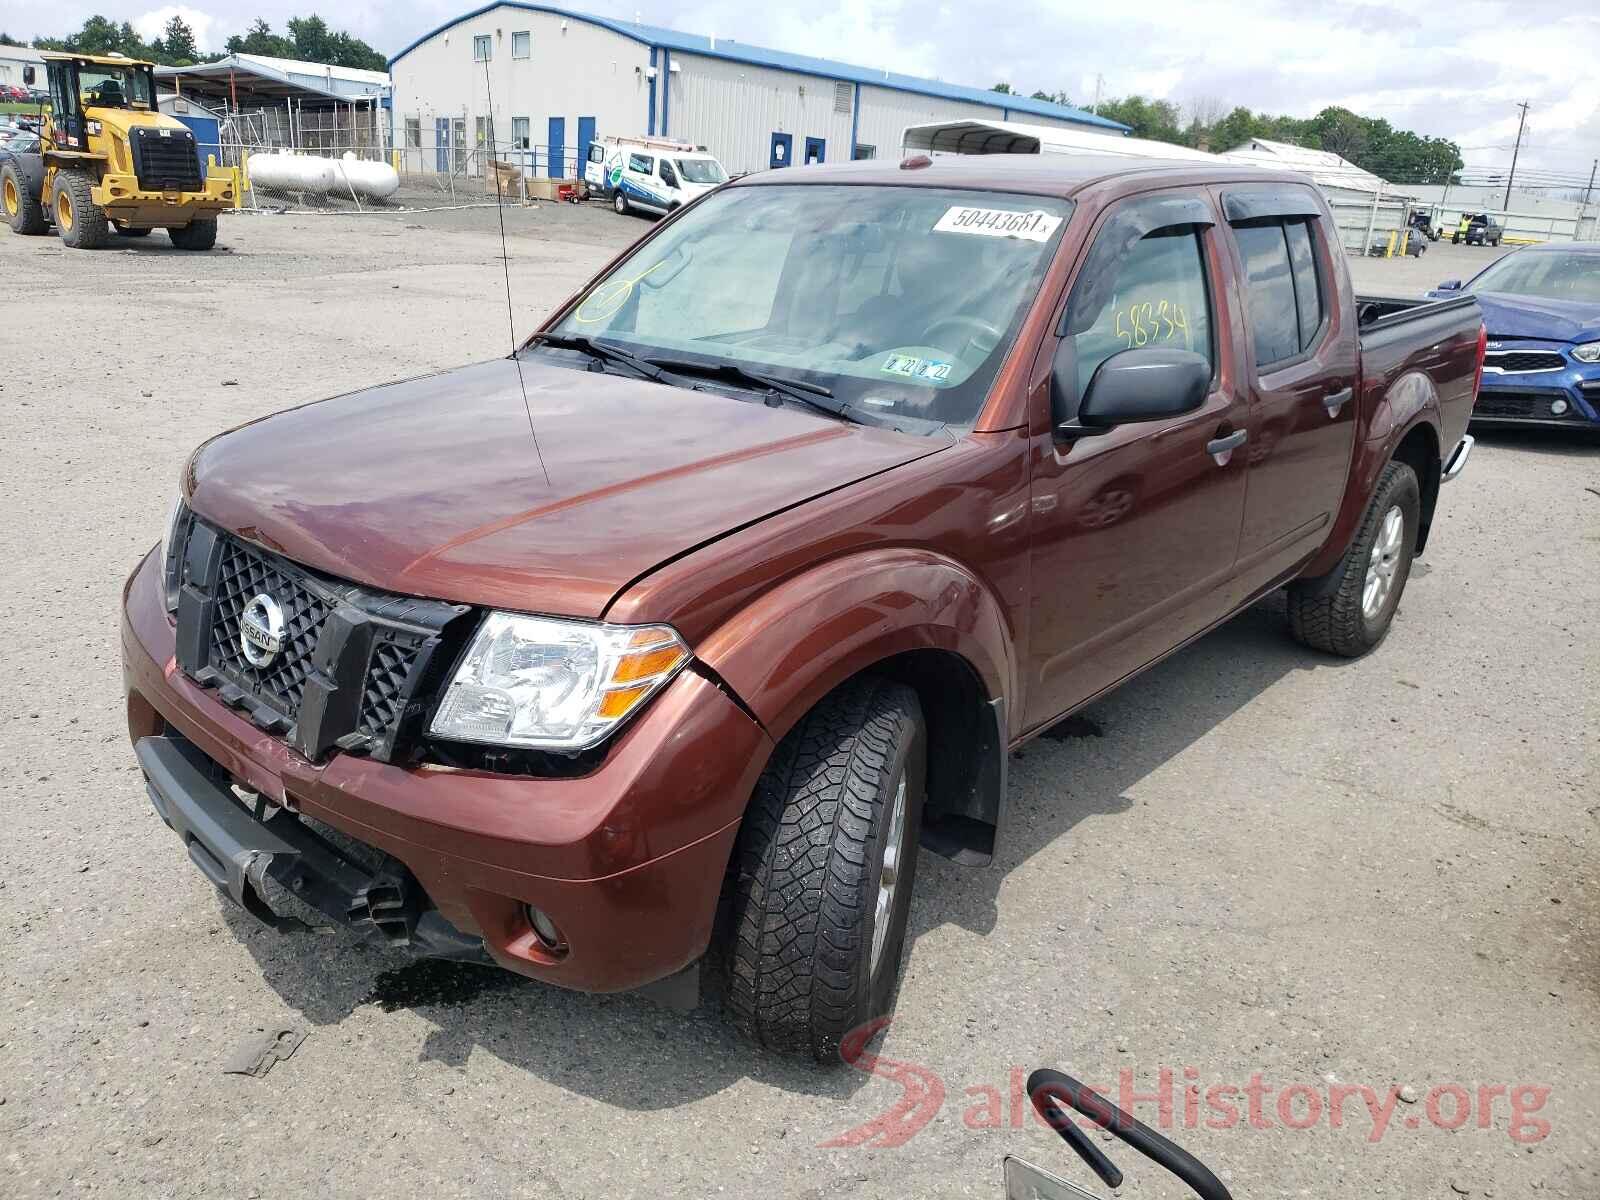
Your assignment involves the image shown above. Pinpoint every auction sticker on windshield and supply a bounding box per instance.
[933,205,1063,242]
[882,354,953,382]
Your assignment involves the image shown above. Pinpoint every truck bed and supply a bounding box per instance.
[1355,290,1482,466]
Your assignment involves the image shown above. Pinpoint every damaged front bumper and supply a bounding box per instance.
[138,731,487,961]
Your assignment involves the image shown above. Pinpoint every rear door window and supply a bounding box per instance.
[1232,217,1328,368]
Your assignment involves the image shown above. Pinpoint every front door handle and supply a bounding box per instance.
[1323,387,1354,418]
[1205,429,1247,464]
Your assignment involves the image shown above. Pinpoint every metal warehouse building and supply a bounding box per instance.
[388,3,1128,181]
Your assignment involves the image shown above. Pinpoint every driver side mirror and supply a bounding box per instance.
[22,66,35,86]
[1436,279,1462,291]
[1053,345,1210,436]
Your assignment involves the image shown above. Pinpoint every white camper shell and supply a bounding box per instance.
[584,134,730,217]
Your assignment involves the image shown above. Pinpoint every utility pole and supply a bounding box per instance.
[1503,100,1529,211]
[1092,73,1104,115]
[1585,158,1597,207]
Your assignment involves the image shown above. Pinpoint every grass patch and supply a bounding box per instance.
[0,101,47,116]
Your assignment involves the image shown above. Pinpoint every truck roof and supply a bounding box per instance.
[732,152,1301,199]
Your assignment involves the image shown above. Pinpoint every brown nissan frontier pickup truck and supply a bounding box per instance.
[124,154,1484,1061]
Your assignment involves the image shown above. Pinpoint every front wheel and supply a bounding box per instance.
[1287,461,1420,657]
[168,218,217,250]
[726,676,926,1062]
[612,190,629,215]
[53,169,110,249]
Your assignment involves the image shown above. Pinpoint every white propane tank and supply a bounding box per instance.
[336,152,400,201]
[248,152,336,194]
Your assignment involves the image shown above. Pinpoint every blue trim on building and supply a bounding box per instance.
[850,82,860,159]
[388,3,1129,132]
[647,46,657,136]
[661,47,670,136]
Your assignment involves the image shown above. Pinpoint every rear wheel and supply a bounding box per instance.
[53,170,111,249]
[168,218,218,250]
[2,161,46,235]
[726,676,926,1062]
[1287,461,1420,657]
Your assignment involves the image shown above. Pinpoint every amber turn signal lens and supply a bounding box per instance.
[612,645,688,684]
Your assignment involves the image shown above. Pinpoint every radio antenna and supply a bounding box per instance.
[481,54,550,487]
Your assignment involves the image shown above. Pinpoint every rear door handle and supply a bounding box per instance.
[1205,429,1247,462]
[1323,387,1354,418]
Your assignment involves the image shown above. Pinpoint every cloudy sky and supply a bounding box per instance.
[3,0,1595,180]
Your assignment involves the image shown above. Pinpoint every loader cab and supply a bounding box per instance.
[37,53,158,155]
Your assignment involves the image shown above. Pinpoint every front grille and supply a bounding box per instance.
[1483,350,1565,374]
[209,538,329,719]
[1473,390,1580,420]
[130,126,203,192]
[172,512,470,763]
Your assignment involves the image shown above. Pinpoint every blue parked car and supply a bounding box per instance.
[1431,244,1600,428]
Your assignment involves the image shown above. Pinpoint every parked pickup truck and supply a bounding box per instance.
[122,155,1484,1061]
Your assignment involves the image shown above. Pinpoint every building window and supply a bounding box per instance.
[852,144,876,160]
[473,34,492,61]
[511,31,530,58]
[404,117,420,149]
[512,116,529,150]
[475,115,496,151]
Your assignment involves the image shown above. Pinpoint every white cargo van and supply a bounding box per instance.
[584,135,729,217]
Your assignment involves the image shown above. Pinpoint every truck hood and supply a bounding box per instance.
[187,357,945,617]
[1472,291,1600,345]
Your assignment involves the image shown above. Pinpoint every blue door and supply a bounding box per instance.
[548,117,566,178]
[804,136,825,165]
[435,118,450,173]
[770,132,792,169]
[173,115,221,174]
[577,116,596,180]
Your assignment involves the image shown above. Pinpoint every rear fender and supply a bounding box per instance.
[1300,370,1441,583]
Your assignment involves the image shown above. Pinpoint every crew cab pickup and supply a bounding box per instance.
[122,155,1484,1062]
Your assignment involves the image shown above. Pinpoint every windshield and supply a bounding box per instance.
[547,184,1074,428]
[79,65,154,109]
[676,157,726,185]
[1468,251,1600,303]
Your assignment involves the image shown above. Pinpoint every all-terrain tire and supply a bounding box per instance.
[727,676,926,1062]
[168,219,218,250]
[1287,461,1420,657]
[52,169,111,249]
[2,161,47,235]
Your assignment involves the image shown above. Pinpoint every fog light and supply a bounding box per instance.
[525,904,565,952]
[1550,398,1569,416]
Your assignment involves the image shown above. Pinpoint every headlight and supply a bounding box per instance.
[1570,342,1600,363]
[160,500,188,613]
[430,613,690,751]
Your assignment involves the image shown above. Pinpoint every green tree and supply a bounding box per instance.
[1094,94,1184,142]
[991,82,1013,94]
[152,14,199,65]
[223,15,386,69]
[1030,89,1072,105]
[225,18,294,57]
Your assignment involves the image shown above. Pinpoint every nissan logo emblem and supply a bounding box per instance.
[240,593,286,668]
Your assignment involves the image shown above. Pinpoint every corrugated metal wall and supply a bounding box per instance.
[390,6,651,177]
[668,54,852,174]
[392,5,1117,180]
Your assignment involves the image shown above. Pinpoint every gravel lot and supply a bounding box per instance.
[1,208,1595,1199]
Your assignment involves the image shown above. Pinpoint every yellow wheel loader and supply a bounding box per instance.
[0,51,233,250]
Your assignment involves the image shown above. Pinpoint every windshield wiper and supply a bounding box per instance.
[525,332,664,381]
[641,356,865,425]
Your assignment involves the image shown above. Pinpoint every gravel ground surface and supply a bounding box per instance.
[1,210,1595,1200]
